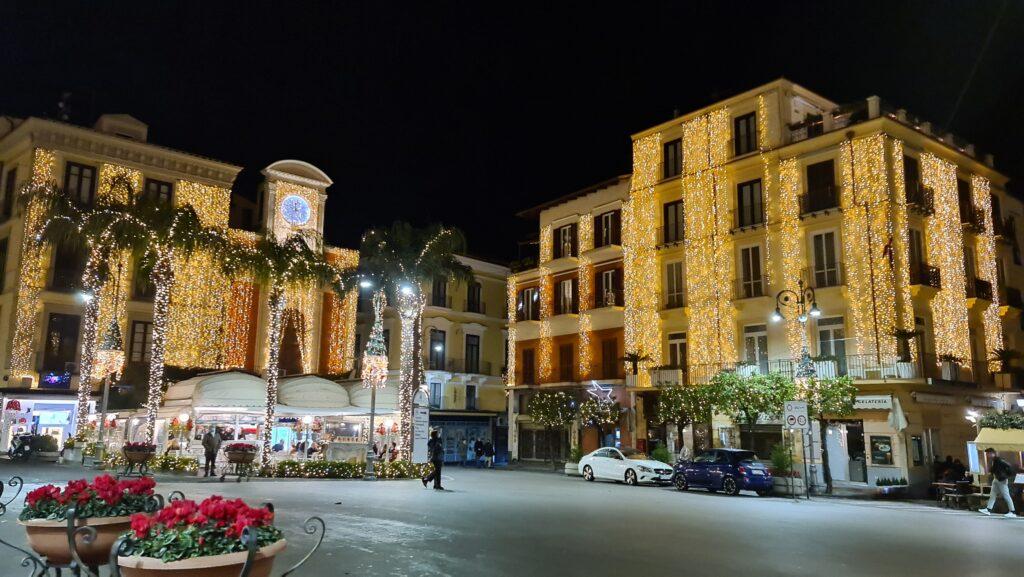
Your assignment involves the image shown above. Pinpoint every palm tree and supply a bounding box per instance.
[358,222,472,458]
[222,232,346,468]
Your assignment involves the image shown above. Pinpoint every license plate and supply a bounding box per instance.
[751,470,764,476]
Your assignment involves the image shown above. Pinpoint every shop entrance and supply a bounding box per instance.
[517,427,567,461]
[825,419,867,483]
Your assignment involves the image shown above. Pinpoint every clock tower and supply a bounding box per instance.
[260,159,332,242]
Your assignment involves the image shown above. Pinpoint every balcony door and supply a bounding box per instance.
[739,245,764,298]
[429,329,446,370]
[664,261,685,309]
[465,334,480,374]
[811,231,839,287]
[743,324,768,374]
[667,332,686,369]
[816,316,847,374]
[909,229,925,273]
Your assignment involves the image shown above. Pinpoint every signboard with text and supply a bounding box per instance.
[784,400,809,430]
[411,407,430,464]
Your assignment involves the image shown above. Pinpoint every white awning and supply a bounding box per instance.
[162,371,362,416]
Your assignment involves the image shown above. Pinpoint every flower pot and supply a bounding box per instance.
[772,477,805,496]
[895,361,917,379]
[875,485,909,499]
[19,515,132,566]
[36,451,60,463]
[62,447,83,464]
[940,362,960,381]
[124,450,156,465]
[564,461,580,476]
[118,539,286,577]
[225,451,257,465]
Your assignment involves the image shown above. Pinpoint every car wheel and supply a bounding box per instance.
[583,465,594,482]
[756,490,769,497]
[624,469,638,486]
[723,476,740,496]
[673,475,688,491]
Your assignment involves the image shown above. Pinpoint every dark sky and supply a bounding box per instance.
[2,1,1022,262]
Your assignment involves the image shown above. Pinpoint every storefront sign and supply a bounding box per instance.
[783,401,809,429]
[912,393,955,405]
[854,395,892,410]
[412,407,430,464]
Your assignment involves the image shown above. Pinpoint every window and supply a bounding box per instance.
[964,245,977,280]
[429,382,442,409]
[596,269,620,307]
[663,200,684,244]
[429,329,446,370]
[558,343,574,381]
[2,166,16,218]
[555,278,577,315]
[957,178,972,224]
[465,385,477,410]
[811,231,839,287]
[64,162,97,205]
[733,112,757,156]
[667,332,686,368]
[804,160,837,212]
[903,155,920,193]
[465,334,480,374]
[595,210,621,247]
[736,179,764,227]
[50,241,86,292]
[518,287,539,320]
[909,229,925,272]
[143,179,173,204]
[739,245,764,298]
[129,321,154,364]
[664,261,684,309]
[743,324,768,372]
[431,277,448,307]
[522,349,536,384]
[0,237,7,291]
[466,282,483,313]
[42,313,80,372]
[663,138,682,178]
[601,339,618,379]
[553,224,577,259]
[816,317,846,372]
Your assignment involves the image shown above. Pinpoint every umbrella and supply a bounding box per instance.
[887,396,908,431]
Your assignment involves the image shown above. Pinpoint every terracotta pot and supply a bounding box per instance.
[19,515,133,566]
[124,450,155,464]
[118,539,286,577]
[225,451,257,464]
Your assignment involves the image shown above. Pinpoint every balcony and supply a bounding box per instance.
[734,278,768,300]
[996,217,1016,243]
[732,207,766,232]
[657,226,685,248]
[429,294,454,309]
[799,184,840,216]
[593,290,623,309]
[961,205,986,234]
[585,362,625,382]
[910,263,941,290]
[905,182,935,216]
[463,300,486,315]
[1003,287,1023,309]
[966,277,993,302]
[802,263,845,289]
[660,293,686,311]
[439,358,496,376]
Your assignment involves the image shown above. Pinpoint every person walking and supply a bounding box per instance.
[459,438,468,466]
[483,441,494,468]
[422,430,445,490]
[201,427,222,477]
[474,439,484,468]
[979,447,1017,517]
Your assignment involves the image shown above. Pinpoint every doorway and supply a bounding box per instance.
[826,419,867,483]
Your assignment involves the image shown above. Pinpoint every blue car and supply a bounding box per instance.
[672,448,773,496]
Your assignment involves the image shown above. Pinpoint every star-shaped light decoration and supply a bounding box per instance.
[586,381,613,403]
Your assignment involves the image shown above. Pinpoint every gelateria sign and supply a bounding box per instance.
[853,395,892,410]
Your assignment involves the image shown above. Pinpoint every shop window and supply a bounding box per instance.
[870,435,894,465]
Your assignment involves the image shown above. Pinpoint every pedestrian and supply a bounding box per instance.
[978,447,1017,517]
[474,439,484,467]
[678,444,691,463]
[201,426,222,477]
[466,439,476,467]
[459,438,468,466]
[422,430,445,490]
[483,441,494,468]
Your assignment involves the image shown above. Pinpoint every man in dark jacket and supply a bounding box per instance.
[422,430,445,490]
[201,427,222,477]
[979,447,1016,517]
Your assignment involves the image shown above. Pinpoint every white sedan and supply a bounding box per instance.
[578,447,674,485]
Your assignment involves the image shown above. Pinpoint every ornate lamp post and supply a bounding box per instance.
[770,279,821,379]
[361,283,389,480]
[93,319,125,461]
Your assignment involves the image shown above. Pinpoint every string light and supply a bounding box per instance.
[624,133,661,385]
[506,274,517,386]
[577,213,593,377]
[757,94,776,289]
[538,267,553,381]
[920,152,971,363]
[260,286,286,467]
[971,174,1003,370]
[681,109,735,367]
[778,158,805,357]
[361,290,389,388]
[539,224,553,264]
[224,230,259,369]
[889,139,917,355]
[396,288,425,459]
[272,182,320,239]
[324,248,360,374]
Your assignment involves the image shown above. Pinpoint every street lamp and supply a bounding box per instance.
[93,319,125,461]
[177,413,190,457]
[359,279,374,289]
[400,284,414,296]
[301,415,314,461]
[771,279,819,326]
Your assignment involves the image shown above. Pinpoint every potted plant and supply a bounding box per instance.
[18,475,156,566]
[565,446,583,476]
[117,496,285,577]
[30,434,60,462]
[224,442,258,465]
[811,354,838,379]
[938,354,963,381]
[769,443,804,495]
[874,476,910,498]
[124,442,157,464]
[62,437,83,465]
[891,328,922,378]
[988,348,1021,389]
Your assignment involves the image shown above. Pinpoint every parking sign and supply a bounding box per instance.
[784,400,809,430]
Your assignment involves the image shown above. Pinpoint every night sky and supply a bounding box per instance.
[2,1,1022,262]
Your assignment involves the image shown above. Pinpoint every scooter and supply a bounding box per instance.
[8,434,34,462]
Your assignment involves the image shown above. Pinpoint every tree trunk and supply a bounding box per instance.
[145,252,173,443]
[819,415,833,494]
[74,267,101,435]
[260,286,286,469]
[396,291,422,461]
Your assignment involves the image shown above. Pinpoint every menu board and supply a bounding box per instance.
[870,435,893,465]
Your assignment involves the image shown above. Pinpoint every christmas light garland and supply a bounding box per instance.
[577,214,593,378]
[324,248,360,373]
[889,139,917,354]
[778,158,805,357]
[971,174,1003,371]
[624,133,662,385]
[538,267,553,381]
[361,290,389,388]
[397,288,425,459]
[506,274,517,386]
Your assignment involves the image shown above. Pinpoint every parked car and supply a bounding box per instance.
[672,448,773,496]
[578,447,673,485]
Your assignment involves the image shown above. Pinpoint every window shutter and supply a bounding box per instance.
[593,214,602,247]
[570,223,578,256]
[552,227,560,259]
[595,270,604,305]
[614,268,624,302]
[571,278,579,313]
[612,210,621,245]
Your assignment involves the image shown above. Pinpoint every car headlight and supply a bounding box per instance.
[638,465,652,473]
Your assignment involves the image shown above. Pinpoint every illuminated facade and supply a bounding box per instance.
[510,79,1024,466]
[0,115,358,447]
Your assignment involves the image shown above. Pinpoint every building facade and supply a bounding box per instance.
[0,114,359,449]
[509,79,1024,489]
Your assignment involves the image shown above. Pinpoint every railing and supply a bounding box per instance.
[584,362,626,381]
[441,358,495,376]
[734,277,768,300]
[905,182,935,216]
[656,226,685,248]
[732,207,766,230]
[515,307,540,322]
[966,277,993,301]
[910,263,941,289]
[463,300,486,314]
[660,292,686,310]
[788,117,825,142]
[799,185,840,215]
[961,205,986,233]
[802,263,845,289]
[1003,286,1023,309]
[429,294,453,308]
[593,290,622,308]
[553,298,580,316]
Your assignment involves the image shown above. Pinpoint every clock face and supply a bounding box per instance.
[280,195,311,225]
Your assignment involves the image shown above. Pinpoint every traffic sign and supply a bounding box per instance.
[784,400,809,430]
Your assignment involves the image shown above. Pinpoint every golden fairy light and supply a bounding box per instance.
[506,273,518,386]
[538,267,553,381]
[889,139,917,356]
[624,133,662,385]
[778,158,805,357]
[971,174,1003,370]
